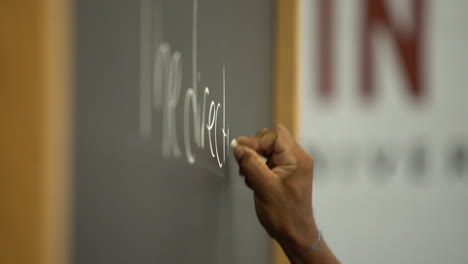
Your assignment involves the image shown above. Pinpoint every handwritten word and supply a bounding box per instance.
[141,0,231,168]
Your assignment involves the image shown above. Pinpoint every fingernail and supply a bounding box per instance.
[233,145,245,160]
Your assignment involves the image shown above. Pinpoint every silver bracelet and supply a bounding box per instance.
[292,230,322,257]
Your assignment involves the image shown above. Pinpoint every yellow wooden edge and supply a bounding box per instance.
[273,0,301,263]
[0,1,71,264]
[0,3,41,263]
[274,0,300,137]
[41,0,72,264]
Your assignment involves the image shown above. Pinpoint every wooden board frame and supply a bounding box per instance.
[0,1,71,264]
[273,0,301,263]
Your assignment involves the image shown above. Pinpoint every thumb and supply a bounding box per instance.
[234,145,278,197]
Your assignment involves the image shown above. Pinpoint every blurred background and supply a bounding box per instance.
[300,0,468,263]
[1,0,467,264]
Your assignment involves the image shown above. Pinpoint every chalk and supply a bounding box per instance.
[230,139,238,148]
[231,139,268,164]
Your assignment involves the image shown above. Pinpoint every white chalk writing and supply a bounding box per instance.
[140,0,231,169]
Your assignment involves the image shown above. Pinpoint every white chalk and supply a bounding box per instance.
[230,139,238,148]
[231,138,267,164]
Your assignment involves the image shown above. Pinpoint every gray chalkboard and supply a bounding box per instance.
[73,0,273,263]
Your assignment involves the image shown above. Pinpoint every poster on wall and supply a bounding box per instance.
[300,0,468,263]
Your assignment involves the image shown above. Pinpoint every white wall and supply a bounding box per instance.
[300,0,468,263]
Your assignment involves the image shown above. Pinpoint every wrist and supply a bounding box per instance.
[276,217,319,255]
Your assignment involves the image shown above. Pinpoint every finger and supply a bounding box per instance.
[235,132,274,155]
[235,126,283,153]
[238,125,294,156]
[233,146,278,197]
[256,129,278,155]
[232,138,268,163]
[235,136,259,150]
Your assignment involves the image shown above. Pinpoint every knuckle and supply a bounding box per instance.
[274,124,294,145]
[274,124,289,137]
[274,124,285,132]
[269,127,281,141]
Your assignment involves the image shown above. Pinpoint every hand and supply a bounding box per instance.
[233,125,339,263]
[233,125,316,253]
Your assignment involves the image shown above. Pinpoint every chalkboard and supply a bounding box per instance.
[73,0,273,263]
